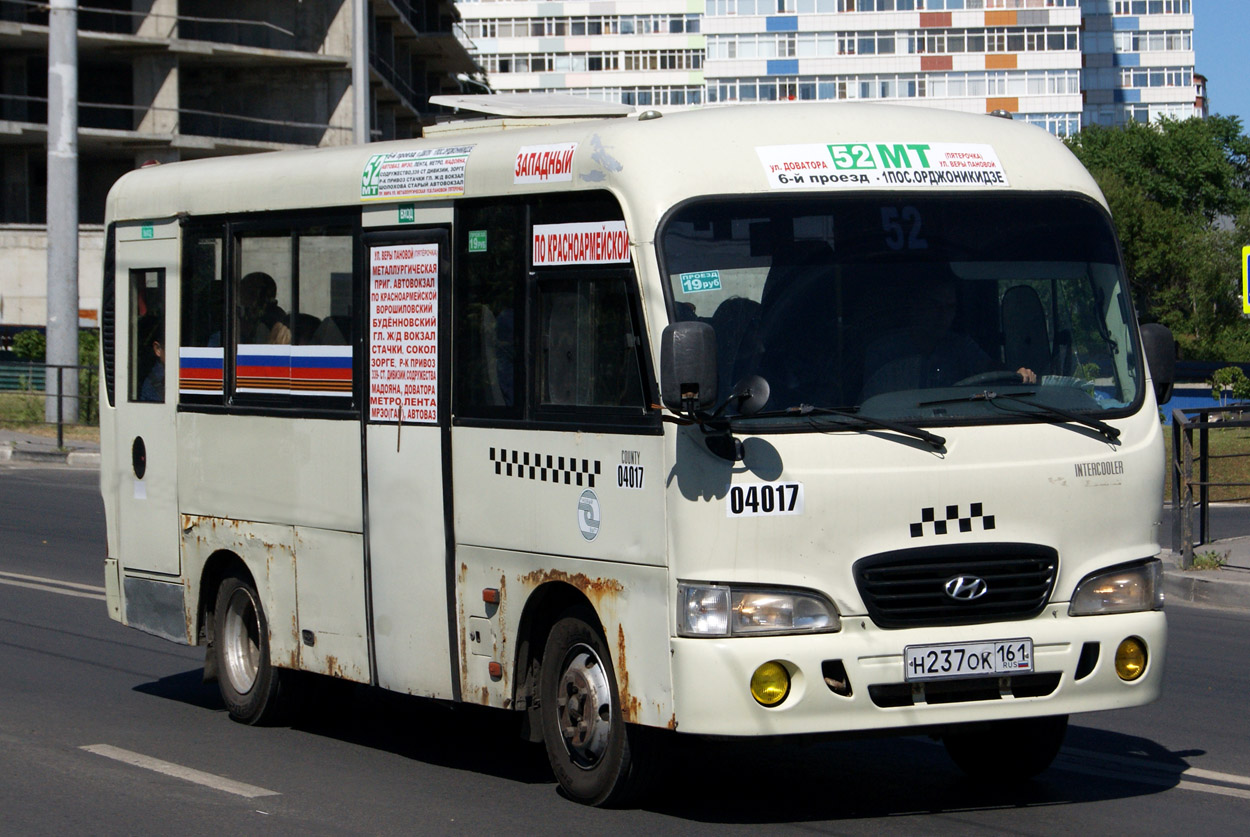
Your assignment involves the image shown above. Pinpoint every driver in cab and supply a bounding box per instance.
[861,277,1036,399]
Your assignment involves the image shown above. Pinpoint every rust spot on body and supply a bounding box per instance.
[616,624,641,724]
[520,569,624,604]
[456,566,468,694]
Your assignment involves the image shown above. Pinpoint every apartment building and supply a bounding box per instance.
[703,1,1080,137]
[1082,0,1197,127]
[455,1,707,107]
[0,0,474,329]
[457,0,1199,137]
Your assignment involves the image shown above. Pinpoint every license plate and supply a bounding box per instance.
[904,638,1033,682]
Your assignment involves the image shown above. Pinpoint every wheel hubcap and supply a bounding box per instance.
[555,643,613,769]
[222,587,262,695]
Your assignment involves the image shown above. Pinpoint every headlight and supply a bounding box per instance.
[678,583,841,637]
[1069,560,1164,616]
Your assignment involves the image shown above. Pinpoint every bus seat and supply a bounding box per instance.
[709,297,762,402]
[292,313,322,344]
[1001,285,1051,377]
[757,241,839,406]
[311,315,351,346]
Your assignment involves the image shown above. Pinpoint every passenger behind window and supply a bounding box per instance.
[137,314,165,403]
[237,271,291,344]
[862,276,1036,399]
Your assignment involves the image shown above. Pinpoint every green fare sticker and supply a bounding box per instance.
[679,270,721,294]
[468,230,488,252]
[398,204,416,223]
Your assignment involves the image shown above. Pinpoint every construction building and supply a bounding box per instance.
[0,0,475,330]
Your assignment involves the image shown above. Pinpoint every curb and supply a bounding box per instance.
[0,441,100,468]
[66,451,101,467]
[1162,553,1250,611]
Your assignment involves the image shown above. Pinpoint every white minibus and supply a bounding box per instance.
[100,100,1176,805]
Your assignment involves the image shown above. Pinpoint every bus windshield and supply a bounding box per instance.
[661,195,1143,426]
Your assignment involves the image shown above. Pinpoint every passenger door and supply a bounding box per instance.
[362,227,456,698]
[110,220,181,577]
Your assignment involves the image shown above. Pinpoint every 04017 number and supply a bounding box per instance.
[726,482,804,517]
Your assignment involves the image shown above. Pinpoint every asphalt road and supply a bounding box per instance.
[2,462,1249,834]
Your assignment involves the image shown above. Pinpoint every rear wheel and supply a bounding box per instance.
[539,611,651,806]
[943,715,1068,781]
[213,573,292,725]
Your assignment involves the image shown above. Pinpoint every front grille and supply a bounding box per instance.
[854,543,1057,629]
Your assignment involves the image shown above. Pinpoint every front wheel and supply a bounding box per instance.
[213,573,293,725]
[943,715,1068,781]
[539,612,651,806]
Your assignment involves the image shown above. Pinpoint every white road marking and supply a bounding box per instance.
[1177,780,1250,800]
[81,744,279,798]
[1056,747,1250,800]
[0,570,105,601]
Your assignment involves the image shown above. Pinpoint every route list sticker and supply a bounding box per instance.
[370,244,438,423]
[361,146,473,200]
[756,142,1008,190]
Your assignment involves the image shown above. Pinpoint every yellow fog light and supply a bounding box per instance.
[750,661,791,707]
[1115,637,1147,681]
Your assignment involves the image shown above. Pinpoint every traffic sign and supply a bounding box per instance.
[1244,246,1250,314]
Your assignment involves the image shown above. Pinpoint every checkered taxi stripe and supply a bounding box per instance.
[489,448,601,488]
[910,503,996,538]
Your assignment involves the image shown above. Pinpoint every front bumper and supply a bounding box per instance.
[670,605,1165,736]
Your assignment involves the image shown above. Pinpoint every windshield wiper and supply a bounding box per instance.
[744,404,946,450]
[919,390,1120,442]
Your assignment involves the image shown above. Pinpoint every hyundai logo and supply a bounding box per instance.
[944,575,988,601]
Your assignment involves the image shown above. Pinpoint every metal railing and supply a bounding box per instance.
[0,92,351,147]
[1170,405,1250,568]
[0,362,98,449]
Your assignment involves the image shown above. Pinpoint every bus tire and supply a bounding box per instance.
[539,611,647,807]
[943,714,1068,781]
[213,573,292,725]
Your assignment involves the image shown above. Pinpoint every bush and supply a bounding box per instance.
[12,330,46,362]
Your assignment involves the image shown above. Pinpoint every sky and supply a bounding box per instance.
[1194,0,1250,129]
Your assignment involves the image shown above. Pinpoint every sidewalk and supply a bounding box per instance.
[0,427,100,467]
[1161,537,1250,612]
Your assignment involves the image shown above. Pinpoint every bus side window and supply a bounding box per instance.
[537,275,644,409]
[298,233,354,347]
[129,268,166,403]
[229,226,355,405]
[456,203,523,415]
[180,232,225,402]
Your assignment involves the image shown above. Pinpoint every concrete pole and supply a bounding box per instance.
[46,0,78,425]
[352,0,370,143]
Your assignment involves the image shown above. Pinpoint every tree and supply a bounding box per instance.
[1209,366,1250,406]
[11,330,46,362]
[1065,116,1250,361]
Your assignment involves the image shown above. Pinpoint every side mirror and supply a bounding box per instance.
[1139,323,1175,405]
[660,321,717,412]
